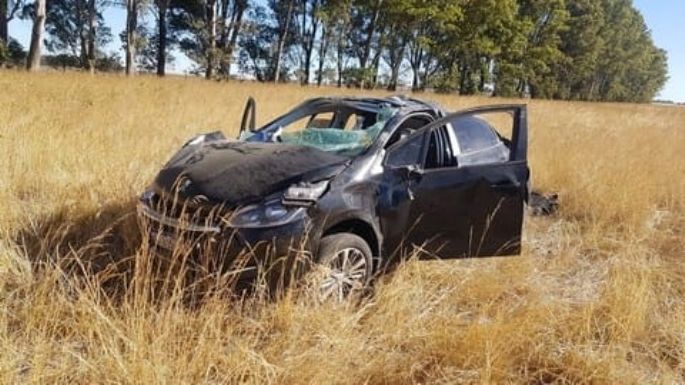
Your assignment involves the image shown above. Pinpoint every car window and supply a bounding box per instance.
[449,114,511,166]
[342,113,367,130]
[386,114,432,147]
[280,115,313,133]
[451,116,500,153]
[307,112,335,128]
[386,133,425,167]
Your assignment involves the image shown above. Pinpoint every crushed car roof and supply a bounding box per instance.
[293,95,444,114]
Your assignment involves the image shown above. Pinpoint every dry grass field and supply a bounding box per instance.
[1,70,684,384]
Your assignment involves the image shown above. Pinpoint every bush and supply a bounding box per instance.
[0,38,26,67]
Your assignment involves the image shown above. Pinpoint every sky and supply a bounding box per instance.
[7,1,685,102]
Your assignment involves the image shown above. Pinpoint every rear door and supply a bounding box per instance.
[381,105,528,258]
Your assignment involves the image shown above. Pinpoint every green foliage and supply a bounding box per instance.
[341,66,375,88]
[8,0,667,102]
[0,40,8,64]
[0,38,26,67]
[44,0,112,69]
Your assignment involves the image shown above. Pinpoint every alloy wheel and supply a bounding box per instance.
[318,247,368,301]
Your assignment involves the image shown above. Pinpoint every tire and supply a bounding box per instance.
[314,233,374,301]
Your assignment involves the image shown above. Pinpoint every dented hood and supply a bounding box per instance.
[153,138,348,206]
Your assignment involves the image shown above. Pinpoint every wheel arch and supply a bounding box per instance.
[322,218,381,259]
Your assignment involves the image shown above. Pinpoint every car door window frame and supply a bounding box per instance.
[424,125,457,169]
[384,105,527,171]
[383,112,435,148]
[418,105,527,169]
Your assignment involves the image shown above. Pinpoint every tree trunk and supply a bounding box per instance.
[360,0,382,69]
[205,0,217,79]
[26,0,46,71]
[387,52,403,91]
[77,0,87,67]
[218,0,246,78]
[316,25,329,86]
[300,0,319,85]
[224,3,245,77]
[0,1,8,45]
[336,32,344,87]
[303,48,312,85]
[125,0,138,76]
[217,0,231,76]
[371,53,381,89]
[156,0,168,76]
[478,58,488,93]
[409,44,423,91]
[87,0,96,73]
[274,0,294,83]
[387,37,406,91]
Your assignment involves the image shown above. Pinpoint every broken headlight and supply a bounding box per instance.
[283,180,329,204]
[226,199,305,228]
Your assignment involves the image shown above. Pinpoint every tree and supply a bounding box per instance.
[379,0,413,91]
[318,0,351,87]
[169,0,247,79]
[217,0,248,77]
[166,0,665,102]
[125,0,142,75]
[44,0,112,70]
[0,37,25,66]
[154,0,169,75]
[238,4,271,81]
[2,1,24,45]
[345,0,382,87]
[493,0,569,98]
[273,0,294,83]
[26,0,45,70]
[295,0,322,85]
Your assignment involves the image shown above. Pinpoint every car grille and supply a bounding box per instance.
[145,192,232,227]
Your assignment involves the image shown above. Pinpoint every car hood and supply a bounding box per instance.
[153,137,349,206]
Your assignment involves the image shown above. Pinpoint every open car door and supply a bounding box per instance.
[238,97,256,139]
[382,105,529,258]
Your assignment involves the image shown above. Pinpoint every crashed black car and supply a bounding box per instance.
[138,96,530,299]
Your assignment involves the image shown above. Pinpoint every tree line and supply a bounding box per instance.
[1,0,669,102]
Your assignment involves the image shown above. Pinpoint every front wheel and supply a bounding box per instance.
[315,233,373,301]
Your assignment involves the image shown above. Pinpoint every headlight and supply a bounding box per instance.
[226,199,305,228]
[283,180,329,204]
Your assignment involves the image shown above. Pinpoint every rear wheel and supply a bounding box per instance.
[315,233,373,301]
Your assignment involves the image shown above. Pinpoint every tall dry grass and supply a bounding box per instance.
[1,70,684,384]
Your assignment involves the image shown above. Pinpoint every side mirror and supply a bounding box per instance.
[239,97,256,139]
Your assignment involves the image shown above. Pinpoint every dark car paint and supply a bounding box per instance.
[153,140,349,205]
[377,105,529,259]
[140,97,529,278]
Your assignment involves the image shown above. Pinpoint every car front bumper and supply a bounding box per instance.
[137,201,318,289]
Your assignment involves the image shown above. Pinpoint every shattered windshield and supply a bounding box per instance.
[245,103,398,157]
